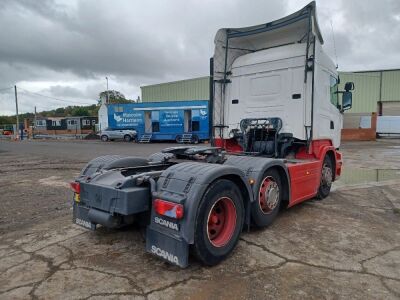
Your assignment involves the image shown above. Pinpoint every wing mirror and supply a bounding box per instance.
[338,82,355,112]
[344,82,355,91]
[342,92,352,111]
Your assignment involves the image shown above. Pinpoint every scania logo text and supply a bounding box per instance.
[154,216,179,231]
[151,245,179,265]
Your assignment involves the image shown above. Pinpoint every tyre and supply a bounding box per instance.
[316,155,333,200]
[191,135,199,144]
[193,179,244,266]
[123,134,132,142]
[80,155,125,177]
[175,135,182,143]
[251,169,282,227]
[101,135,109,142]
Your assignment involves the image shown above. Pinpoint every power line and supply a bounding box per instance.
[0,87,13,92]
[18,91,96,106]
[18,87,97,105]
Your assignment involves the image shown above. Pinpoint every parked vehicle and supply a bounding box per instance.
[0,129,12,136]
[71,2,354,267]
[100,128,137,142]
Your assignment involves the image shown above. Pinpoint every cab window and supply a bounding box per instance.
[330,76,339,108]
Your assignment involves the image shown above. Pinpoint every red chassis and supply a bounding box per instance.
[214,138,342,207]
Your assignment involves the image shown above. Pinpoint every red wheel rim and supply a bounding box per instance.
[258,176,279,214]
[207,197,237,247]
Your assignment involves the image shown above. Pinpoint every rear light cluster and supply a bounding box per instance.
[154,199,184,219]
[70,182,81,194]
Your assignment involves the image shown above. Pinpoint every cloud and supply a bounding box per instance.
[43,85,84,98]
[0,0,399,116]
[321,0,400,71]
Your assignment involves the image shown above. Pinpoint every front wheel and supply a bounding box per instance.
[251,169,282,227]
[316,156,333,199]
[101,135,108,142]
[193,179,244,266]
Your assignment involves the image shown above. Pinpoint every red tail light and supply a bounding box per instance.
[154,199,184,219]
[70,182,81,194]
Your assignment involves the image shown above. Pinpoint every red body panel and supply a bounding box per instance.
[214,138,243,153]
[217,138,341,207]
[286,160,320,206]
[286,139,342,206]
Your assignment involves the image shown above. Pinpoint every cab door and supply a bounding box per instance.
[313,69,342,148]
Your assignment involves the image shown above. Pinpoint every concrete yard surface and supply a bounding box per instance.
[0,139,400,299]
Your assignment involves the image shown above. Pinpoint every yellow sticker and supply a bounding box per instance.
[74,193,80,202]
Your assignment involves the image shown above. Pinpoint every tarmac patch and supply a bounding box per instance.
[38,176,69,188]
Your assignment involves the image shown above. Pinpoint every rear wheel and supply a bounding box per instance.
[316,156,333,199]
[123,134,132,142]
[251,169,282,227]
[101,135,108,142]
[193,179,244,266]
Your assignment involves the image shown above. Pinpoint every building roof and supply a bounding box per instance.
[340,68,400,74]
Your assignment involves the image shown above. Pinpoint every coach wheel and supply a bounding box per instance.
[251,169,282,227]
[175,135,182,143]
[101,135,108,142]
[316,156,333,199]
[191,135,199,144]
[193,179,244,266]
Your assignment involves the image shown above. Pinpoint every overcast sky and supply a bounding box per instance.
[0,0,399,116]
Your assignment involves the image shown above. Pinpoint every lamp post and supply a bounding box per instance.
[105,77,109,104]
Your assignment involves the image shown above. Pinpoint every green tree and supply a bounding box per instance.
[55,107,65,116]
[99,90,134,104]
[71,106,90,116]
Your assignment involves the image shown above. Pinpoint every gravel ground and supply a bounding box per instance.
[0,139,399,299]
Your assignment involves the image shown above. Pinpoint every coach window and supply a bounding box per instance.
[151,111,160,132]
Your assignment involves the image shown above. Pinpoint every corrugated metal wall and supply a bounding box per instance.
[382,70,400,101]
[340,69,400,114]
[141,77,210,102]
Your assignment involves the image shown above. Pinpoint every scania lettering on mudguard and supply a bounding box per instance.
[154,216,179,231]
[151,245,179,265]
[75,218,92,229]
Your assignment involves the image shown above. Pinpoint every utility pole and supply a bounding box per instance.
[106,77,109,104]
[14,85,19,140]
[33,106,37,138]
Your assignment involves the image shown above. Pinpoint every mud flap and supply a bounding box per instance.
[146,227,189,268]
[73,203,96,230]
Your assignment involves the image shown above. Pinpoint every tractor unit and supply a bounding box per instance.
[71,2,354,267]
